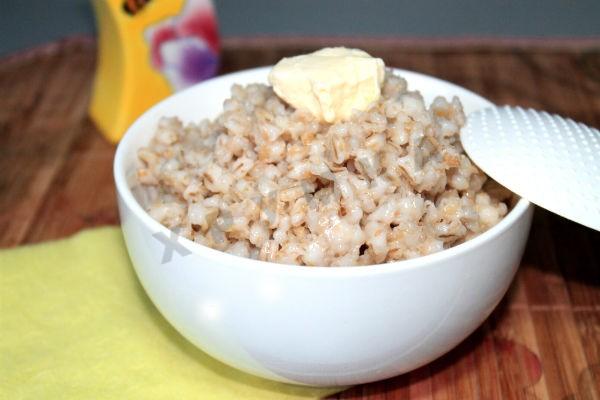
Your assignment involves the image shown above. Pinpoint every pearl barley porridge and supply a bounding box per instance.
[135,54,509,266]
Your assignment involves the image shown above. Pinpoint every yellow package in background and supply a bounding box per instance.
[90,0,220,142]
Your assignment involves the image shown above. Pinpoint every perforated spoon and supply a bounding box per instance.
[461,106,600,231]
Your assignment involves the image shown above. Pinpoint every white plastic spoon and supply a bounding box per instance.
[461,106,600,231]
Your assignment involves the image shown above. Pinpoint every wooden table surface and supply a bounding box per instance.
[1,38,599,399]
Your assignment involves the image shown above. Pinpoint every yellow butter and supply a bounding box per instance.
[268,47,385,123]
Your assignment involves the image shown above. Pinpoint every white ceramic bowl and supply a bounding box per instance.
[114,67,533,386]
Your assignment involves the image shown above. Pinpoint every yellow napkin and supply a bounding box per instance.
[0,227,341,399]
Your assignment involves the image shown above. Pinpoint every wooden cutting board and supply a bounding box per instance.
[1,37,599,399]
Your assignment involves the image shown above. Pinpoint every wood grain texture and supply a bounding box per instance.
[1,37,599,400]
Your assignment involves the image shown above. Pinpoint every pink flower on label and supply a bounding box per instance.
[145,0,219,90]
[159,36,217,90]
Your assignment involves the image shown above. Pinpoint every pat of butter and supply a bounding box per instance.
[268,47,385,123]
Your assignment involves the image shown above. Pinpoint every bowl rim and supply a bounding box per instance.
[114,65,532,276]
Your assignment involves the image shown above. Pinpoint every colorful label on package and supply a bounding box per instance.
[90,0,220,142]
